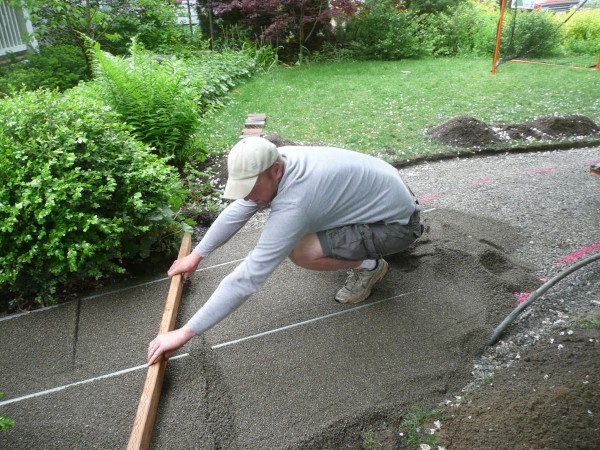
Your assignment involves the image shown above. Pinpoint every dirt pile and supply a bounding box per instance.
[440,327,600,450]
[426,116,502,148]
[426,114,600,148]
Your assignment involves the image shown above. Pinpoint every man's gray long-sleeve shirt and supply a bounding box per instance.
[186,145,418,335]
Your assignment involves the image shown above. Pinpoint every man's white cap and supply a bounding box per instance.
[223,137,279,200]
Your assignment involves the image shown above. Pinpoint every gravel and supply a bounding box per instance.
[398,147,599,403]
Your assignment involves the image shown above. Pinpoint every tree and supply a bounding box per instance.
[402,0,466,13]
[208,0,360,60]
[8,0,180,74]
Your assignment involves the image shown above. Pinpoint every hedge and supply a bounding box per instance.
[0,88,184,305]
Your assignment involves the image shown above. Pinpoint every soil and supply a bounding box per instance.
[439,327,600,450]
[426,114,600,149]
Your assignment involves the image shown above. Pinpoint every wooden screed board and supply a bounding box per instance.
[127,233,192,450]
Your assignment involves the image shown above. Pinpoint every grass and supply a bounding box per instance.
[199,56,600,161]
[580,313,600,329]
[399,406,445,448]
[362,430,377,450]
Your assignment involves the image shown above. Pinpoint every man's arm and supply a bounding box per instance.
[148,200,259,363]
[168,251,202,278]
[184,206,309,336]
[147,324,196,365]
[168,200,258,277]
[194,200,259,256]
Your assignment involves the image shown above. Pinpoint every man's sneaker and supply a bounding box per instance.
[335,259,389,304]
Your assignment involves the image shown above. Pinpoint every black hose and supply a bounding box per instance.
[485,252,600,348]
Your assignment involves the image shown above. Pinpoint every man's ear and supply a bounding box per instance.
[273,160,283,178]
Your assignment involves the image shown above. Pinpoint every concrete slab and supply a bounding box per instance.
[1,303,79,397]
[2,369,145,449]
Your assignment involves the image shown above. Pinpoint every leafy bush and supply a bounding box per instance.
[22,0,180,59]
[0,392,14,431]
[181,49,257,111]
[209,0,354,62]
[417,1,499,57]
[500,10,562,58]
[469,5,503,56]
[0,89,185,305]
[0,45,89,96]
[416,1,598,60]
[340,0,421,60]
[407,0,464,13]
[107,2,181,54]
[87,38,201,171]
[559,9,600,55]
[151,29,213,59]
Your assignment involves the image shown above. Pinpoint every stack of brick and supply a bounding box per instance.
[240,113,267,139]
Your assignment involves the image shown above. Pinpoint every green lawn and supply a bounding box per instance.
[199,57,600,161]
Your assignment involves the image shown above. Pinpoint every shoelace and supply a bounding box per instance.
[343,269,365,289]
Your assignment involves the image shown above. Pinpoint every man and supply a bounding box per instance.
[147,137,422,365]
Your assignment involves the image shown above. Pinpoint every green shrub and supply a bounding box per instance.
[560,9,600,55]
[340,0,421,60]
[0,45,89,97]
[500,10,562,58]
[415,11,457,57]
[0,415,14,431]
[0,89,185,305]
[181,49,257,111]
[408,0,464,13]
[469,5,503,56]
[333,0,591,61]
[146,23,212,58]
[108,3,181,55]
[445,1,499,56]
[87,38,201,171]
[416,3,494,57]
[0,392,14,431]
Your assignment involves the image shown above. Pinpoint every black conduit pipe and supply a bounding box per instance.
[486,252,600,348]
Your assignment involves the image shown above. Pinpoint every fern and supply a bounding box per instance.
[87,38,200,171]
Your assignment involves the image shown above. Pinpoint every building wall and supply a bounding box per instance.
[176,0,199,25]
[0,3,36,57]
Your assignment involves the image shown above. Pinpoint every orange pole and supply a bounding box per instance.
[127,233,192,450]
[492,0,509,74]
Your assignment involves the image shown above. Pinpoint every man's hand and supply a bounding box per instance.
[147,325,197,365]
[168,252,202,278]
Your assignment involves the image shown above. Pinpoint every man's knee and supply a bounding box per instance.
[289,233,324,267]
[288,245,314,267]
[288,248,305,267]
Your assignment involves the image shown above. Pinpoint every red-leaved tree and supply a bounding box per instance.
[208,0,360,60]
